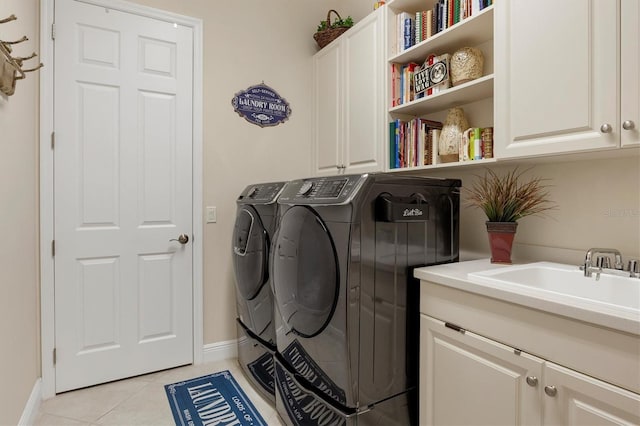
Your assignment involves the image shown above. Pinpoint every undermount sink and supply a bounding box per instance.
[467,262,640,317]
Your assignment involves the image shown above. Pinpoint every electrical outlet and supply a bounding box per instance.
[206,206,217,223]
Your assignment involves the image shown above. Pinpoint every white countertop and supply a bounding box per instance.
[414,259,640,336]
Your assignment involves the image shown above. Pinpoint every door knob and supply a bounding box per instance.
[526,376,538,387]
[544,385,558,397]
[170,234,189,244]
[622,120,636,130]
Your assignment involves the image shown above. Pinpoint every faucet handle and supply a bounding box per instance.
[628,260,639,278]
[596,255,611,269]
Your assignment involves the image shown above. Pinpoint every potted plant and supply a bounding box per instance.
[465,167,556,264]
[313,10,354,49]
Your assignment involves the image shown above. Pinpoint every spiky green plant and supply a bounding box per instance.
[465,167,556,222]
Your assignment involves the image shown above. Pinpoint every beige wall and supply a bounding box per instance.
[420,154,640,265]
[0,0,40,423]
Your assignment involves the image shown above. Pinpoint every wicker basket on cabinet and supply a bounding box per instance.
[313,10,352,49]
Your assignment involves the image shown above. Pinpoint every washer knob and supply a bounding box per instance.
[299,181,314,196]
[247,186,259,198]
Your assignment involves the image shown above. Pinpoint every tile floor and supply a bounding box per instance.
[34,359,284,426]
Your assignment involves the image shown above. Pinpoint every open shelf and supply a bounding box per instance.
[389,5,494,63]
[390,74,494,116]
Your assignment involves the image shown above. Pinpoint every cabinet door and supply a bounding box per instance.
[342,8,385,174]
[543,361,640,425]
[420,315,543,426]
[495,0,618,158]
[621,0,640,147]
[312,41,342,176]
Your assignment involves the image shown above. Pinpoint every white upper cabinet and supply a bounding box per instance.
[312,8,386,176]
[313,42,342,176]
[621,0,640,147]
[495,0,621,158]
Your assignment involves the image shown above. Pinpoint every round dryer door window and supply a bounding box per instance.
[272,206,338,338]
[232,206,268,300]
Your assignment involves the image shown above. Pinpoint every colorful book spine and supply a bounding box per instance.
[473,127,482,160]
[391,63,401,107]
[389,122,396,168]
[395,119,401,168]
[481,127,494,158]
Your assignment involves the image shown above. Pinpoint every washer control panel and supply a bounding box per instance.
[279,174,369,205]
[237,181,286,205]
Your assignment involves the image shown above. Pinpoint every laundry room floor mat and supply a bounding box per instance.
[164,370,267,426]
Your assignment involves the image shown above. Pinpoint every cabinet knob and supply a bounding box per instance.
[544,385,558,397]
[600,123,612,133]
[623,120,636,130]
[526,376,538,387]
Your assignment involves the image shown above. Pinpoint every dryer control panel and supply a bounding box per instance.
[237,181,286,205]
[278,174,369,205]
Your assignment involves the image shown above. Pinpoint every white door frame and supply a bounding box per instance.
[39,0,204,399]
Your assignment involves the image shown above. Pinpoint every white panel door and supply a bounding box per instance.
[54,0,194,392]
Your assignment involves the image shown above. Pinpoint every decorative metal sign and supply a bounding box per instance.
[231,83,291,127]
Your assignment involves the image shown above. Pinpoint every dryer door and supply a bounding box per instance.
[271,206,339,338]
[232,205,269,300]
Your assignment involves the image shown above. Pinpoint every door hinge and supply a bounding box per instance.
[53,348,56,365]
[51,23,56,40]
[51,131,55,149]
[52,240,55,257]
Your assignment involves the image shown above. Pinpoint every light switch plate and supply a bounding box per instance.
[206,206,217,223]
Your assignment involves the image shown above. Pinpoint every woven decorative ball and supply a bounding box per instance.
[450,47,484,86]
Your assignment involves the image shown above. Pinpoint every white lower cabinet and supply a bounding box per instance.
[543,362,640,426]
[420,314,640,426]
[421,315,542,425]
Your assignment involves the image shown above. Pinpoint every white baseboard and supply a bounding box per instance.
[18,378,42,426]
[202,339,238,364]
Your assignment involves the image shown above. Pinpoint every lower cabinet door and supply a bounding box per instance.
[420,314,543,426]
[543,361,640,425]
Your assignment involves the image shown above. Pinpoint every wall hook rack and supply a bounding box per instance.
[1,14,43,96]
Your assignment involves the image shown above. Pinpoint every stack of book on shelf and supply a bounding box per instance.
[389,118,443,169]
[391,53,451,107]
[396,0,494,53]
[459,127,493,162]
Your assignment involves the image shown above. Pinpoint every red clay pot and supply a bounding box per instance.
[486,221,518,264]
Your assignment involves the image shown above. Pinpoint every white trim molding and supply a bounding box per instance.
[203,340,239,364]
[39,0,204,398]
[18,379,42,426]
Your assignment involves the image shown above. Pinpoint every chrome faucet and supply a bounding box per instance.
[583,248,623,277]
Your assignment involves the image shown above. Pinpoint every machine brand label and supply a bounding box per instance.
[275,362,346,426]
[281,340,346,404]
[403,208,423,217]
[247,351,275,395]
